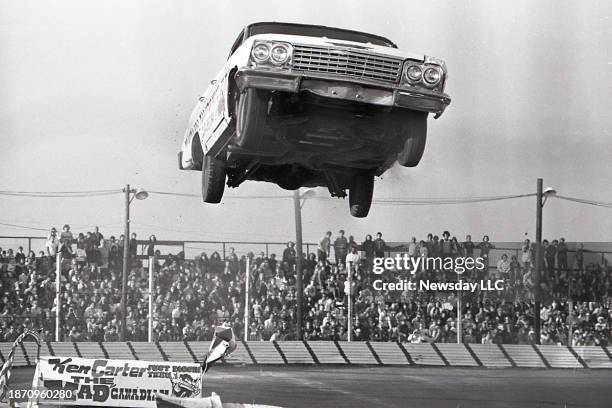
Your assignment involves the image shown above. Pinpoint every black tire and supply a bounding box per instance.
[236,88,268,149]
[397,112,428,167]
[201,155,226,203]
[349,172,375,218]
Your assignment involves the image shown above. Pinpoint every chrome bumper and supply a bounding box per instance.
[234,69,451,117]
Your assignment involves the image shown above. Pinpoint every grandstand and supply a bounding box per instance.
[0,227,610,348]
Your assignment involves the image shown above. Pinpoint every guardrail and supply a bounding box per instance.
[2,342,611,369]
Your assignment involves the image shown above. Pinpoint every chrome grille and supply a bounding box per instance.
[292,45,403,84]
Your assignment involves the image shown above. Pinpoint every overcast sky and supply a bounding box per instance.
[1,0,611,250]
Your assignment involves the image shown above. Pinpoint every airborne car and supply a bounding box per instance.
[179,22,451,217]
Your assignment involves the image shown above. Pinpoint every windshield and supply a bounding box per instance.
[246,22,397,48]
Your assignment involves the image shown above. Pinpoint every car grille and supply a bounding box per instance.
[292,45,403,84]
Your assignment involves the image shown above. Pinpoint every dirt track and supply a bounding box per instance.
[9,365,612,408]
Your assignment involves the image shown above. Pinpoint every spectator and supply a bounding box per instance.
[282,242,296,269]
[557,238,568,271]
[333,230,348,265]
[346,247,360,273]
[317,231,332,262]
[373,232,386,258]
[128,232,138,258]
[0,226,610,348]
[497,254,511,279]
[146,235,157,257]
[45,228,60,257]
[14,246,26,265]
[60,224,74,251]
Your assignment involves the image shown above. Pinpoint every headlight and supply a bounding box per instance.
[252,43,270,63]
[423,67,442,86]
[270,44,290,64]
[406,65,423,81]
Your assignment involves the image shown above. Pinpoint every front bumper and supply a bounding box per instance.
[234,68,451,117]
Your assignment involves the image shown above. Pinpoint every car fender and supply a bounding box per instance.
[180,42,255,168]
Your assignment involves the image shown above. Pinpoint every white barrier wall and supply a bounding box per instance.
[2,342,610,369]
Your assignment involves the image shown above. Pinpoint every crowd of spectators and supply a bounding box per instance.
[0,225,610,347]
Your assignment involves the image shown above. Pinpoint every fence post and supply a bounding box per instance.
[244,256,250,342]
[55,252,61,342]
[222,242,226,260]
[148,256,155,343]
[457,291,462,344]
[347,262,352,342]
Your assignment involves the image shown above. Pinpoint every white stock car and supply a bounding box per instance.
[179,22,451,217]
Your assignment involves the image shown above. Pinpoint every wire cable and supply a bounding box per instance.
[0,190,121,198]
[555,195,612,209]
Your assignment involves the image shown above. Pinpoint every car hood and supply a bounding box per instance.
[248,33,426,62]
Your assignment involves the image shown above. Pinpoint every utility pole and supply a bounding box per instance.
[293,190,303,340]
[121,184,130,342]
[534,178,543,345]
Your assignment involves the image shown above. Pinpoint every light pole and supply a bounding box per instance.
[292,188,316,340]
[121,184,148,341]
[534,179,556,345]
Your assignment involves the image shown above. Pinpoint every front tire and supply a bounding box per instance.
[349,172,374,218]
[201,155,226,203]
[397,112,428,167]
[236,88,268,149]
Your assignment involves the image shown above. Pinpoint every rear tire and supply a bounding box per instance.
[236,88,268,149]
[201,155,226,203]
[349,172,375,218]
[397,112,428,167]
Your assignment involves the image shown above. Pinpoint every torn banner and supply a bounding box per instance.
[203,326,237,373]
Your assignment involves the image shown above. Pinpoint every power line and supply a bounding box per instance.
[0,190,121,198]
[1,187,611,209]
[0,189,120,194]
[148,190,292,199]
[368,193,537,205]
[148,190,536,204]
[555,195,612,209]
[0,222,49,232]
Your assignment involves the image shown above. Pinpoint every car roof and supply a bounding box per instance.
[243,22,398,48]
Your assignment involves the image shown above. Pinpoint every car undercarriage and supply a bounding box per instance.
[225,90,426,199]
